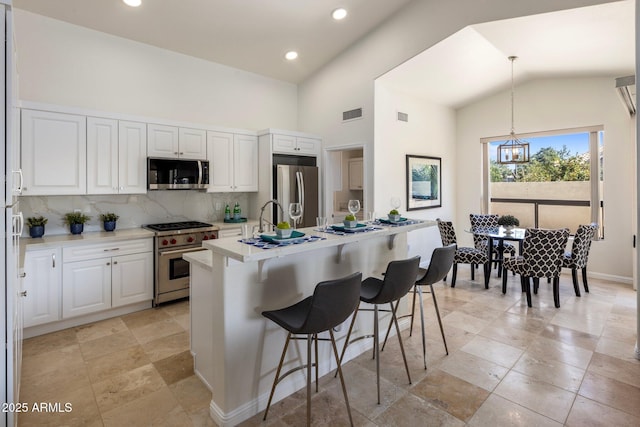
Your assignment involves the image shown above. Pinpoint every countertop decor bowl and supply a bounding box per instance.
[275,228,293,239]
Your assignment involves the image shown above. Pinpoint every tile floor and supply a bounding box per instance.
[18,269,639,426]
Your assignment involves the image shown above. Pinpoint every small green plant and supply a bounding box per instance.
[497,215,520,227]
[276,221,291,229]
[99,212,119,222]
[26,216,48,227]
[63,212,91,225]
[345,214,356,221]
[389,209,399,215]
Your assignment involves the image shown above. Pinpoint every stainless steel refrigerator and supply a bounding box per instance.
[273,158,319,228]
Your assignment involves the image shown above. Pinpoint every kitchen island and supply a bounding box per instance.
[184,220,435,426]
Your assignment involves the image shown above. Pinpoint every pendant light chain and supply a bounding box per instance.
[509,55,517,136]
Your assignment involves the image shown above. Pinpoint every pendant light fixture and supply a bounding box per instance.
[497,56,530,164]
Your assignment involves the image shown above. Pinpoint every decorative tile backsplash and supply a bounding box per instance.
[19,192,251,236]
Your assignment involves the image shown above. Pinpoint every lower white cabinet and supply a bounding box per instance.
[62,238,153,319]
[23,248,62,328]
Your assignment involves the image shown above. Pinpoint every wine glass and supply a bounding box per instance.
[347,199,361,218]
[288,202,302,229]
[390,197,401,210]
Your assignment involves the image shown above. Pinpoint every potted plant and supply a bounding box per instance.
[343,214,358,228]
[26,216,48,238]
[63,212,91,235]
[99,212,119,232]
[388,209,401,222]
[498,215,520,233]
[275,221,292,239]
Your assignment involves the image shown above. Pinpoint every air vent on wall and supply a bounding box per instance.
[342,108,363,122]
[397,111,408,122]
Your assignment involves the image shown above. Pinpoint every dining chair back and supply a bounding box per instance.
[437,219,489,288]
[469,214,499,249]
[562,223,597,294]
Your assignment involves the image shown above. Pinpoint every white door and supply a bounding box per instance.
[87,117,118,194]
[207,131,234,192]
[21,109,87,195]
[233,134,258,192]
[119,121,147,194]
[147,124,179,158]
[62,258,111,318]
[111,252,153,307]
[179,128,207,160]
[23,248,61,327]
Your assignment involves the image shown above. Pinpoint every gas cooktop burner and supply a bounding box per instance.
[144,221,213,232]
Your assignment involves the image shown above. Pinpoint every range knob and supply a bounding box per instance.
[187,236,194,243]
[162,239,169,246]
[210,234,218,239]
[170,238,177,245]
[203,235,209,240]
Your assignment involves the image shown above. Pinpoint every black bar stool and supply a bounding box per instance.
[261,272,362,426]
[382,245,455,369]
[337,256,420,404]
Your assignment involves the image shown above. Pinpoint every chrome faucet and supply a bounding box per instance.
[258,199,285,233]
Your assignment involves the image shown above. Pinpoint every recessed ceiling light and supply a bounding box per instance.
[332,8,348,20]
[123,0,142,7]
[285,51,298,61]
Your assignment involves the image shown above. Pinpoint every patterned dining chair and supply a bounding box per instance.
[437,219,490,288]
[469,214,516,267]
[562,224,597,295]
[502,228,569,308]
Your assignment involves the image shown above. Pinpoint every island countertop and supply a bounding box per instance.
[201,219,435,263]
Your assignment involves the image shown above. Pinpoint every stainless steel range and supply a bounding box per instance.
[144,221,218,305]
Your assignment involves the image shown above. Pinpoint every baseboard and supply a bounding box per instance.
[581,271,633,285]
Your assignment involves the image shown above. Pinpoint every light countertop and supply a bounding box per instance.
[201,219,435,263]
[21,228,156,250]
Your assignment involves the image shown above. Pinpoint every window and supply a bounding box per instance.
[481,126,603,237]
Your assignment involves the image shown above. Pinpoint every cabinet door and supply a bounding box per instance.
[295,137,321,156]
[348,158,364,190]
[119,121,147,194]
[147,124,179,158]
[23,249,61,327]
[233,134,258,192]
[112,252,153,307]
[62,258,111,318]
[207,131,234,192]
[179,128,207,160]
[272,134,297,154]
[87,117,118,194]
[21,109,87,195]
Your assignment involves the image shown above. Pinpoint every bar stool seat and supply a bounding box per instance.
[261,272,362,426]
[337,256,420,405]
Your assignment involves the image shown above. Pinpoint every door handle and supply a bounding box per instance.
[20,291,27,297]
[52,254,56,268]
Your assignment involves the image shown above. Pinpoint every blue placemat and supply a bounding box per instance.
[238,234,326,249]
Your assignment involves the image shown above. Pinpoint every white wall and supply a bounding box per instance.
[457,77,635,280]
[374,82,456,264]
[13,10,297,131]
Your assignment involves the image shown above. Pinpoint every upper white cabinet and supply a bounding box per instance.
[348,158,364,190]
[207,131,258,192]
[87,118,147,195]
[21,109,87,195]
[272,134,320,156]
[23,248,61,328]
[148,124,206,160]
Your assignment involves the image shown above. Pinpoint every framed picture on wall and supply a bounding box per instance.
[406,155,441,210]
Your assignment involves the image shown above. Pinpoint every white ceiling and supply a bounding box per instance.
[380,1,636,108]
[13,0,636,108]
[13,0,413,83]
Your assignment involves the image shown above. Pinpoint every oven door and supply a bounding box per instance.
[157,246,207,293]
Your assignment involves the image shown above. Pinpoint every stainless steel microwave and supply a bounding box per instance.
[147,158,209,190]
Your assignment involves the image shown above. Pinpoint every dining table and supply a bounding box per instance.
[471,226,527,276]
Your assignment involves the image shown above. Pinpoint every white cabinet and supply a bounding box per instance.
[148,124,206,160]
[23,248,61,328]
[87,118,147,194]
[62,239,153,318]
[272,134,320,156]
[207,131,258,192]
[21,109,87,195]
[348,158,363,190]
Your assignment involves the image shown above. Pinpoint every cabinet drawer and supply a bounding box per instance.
[218,228,241,238]
[63,239,153,262]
